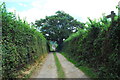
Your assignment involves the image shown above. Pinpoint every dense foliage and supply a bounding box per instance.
[62,14,120,78]
[1,3,48,78]
[35,11,84,50]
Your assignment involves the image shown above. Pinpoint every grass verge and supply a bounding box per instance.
[53,53,66,78]
[61,52,98,78]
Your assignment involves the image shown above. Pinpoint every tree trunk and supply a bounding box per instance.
[56,39,63,51]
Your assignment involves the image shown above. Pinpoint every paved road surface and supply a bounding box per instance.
[31,52,89,78]
[31,53,57,78]
[56,53,88,78]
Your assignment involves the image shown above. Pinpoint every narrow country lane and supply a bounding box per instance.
[31,52,89,78]
[56,53,89,78]
[31,53,57,78]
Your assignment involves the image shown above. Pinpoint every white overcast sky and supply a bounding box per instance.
[3,0,120,23]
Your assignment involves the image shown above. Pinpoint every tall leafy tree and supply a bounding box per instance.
[35,11,84,48]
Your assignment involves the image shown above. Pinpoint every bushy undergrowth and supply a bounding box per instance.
[62,14,120,78]
[1,3,48,78]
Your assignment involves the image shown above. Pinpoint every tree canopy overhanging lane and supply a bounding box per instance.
[35,11,84,47]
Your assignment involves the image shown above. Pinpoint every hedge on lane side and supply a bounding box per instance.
[62,15,120,78]
[1,2,48,78]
